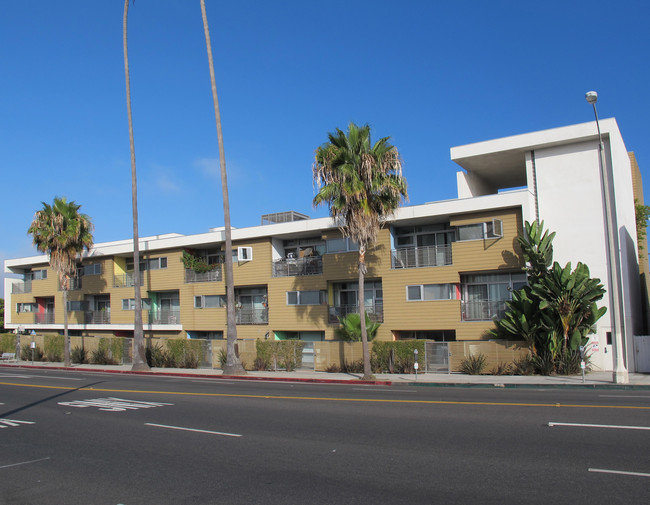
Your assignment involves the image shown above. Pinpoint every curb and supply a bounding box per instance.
[404,381,650,390]
[0,363,393,386]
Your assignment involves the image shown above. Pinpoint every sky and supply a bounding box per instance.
[1,0,649,297]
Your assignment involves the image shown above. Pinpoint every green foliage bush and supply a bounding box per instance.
[459,353,487,375]
[71,345,87,364]
[91,347,117,365]
[511,355,536,375]
[335,313,381,341]
[146,340,203,369]
[0,333,17,353]
[44,334,64,362]
[371,341,424,373]
[21,343,43,361]
[255,340,304,370]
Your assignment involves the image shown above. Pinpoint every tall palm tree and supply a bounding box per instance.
[313,122,408,379]
[123,0,149,371]
[200,0,245,374]
[28,197,94,367]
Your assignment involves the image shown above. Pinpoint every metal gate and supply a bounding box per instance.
[634,335,650,373]
[300,342,315,370]
[425,342,450,373]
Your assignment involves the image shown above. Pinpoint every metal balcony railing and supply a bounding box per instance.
[184,267,222,283]
[58,277,82,291]
[272,256,323,277]
[328,302,384,323]
[391,245,452,269]
[113,272,144,288]
[235,307,268,325]
[461,300,507,321]
[149,309,181,325]
[12,281,32,294]
[34,313,55,324]
[85,310,111,324]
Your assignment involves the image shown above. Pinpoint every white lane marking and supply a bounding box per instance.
[351,388,416,392]
[0,457,50,469]
[145,423,242,437]
[0,373,83,380]
[548,422,650,431]
[58,397,173,412]
[589,468,650,478]
[598,395,650,398]
[0,419,35,428]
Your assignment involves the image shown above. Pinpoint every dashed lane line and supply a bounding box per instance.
[548,421,650,430]
[1,381,650,410]
[0,457,51,470]
[589,468,650,478]
[145,423,242,437]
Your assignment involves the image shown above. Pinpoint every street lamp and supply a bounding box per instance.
[585,91,629,384]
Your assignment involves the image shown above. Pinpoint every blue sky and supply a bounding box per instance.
[1,0,649,297]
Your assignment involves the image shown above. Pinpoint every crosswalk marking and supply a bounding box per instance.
[58,397,173,412]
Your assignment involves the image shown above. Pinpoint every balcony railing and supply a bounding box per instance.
[461,300,507,321]
[85,310,111,324]
[185,267,222,283]
[59,277,82,291]
[236,307,268,325]
[12,281,32,294]
[328,302,384,323]
[149,309,181,325]
[391,245,452,269]
[272,256,323,277]
[34,313,55,324]
[113,272,144,288]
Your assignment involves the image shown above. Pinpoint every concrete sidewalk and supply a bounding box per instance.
[2,360,649,389]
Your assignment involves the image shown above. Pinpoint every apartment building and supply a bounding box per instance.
[4,119,647,372]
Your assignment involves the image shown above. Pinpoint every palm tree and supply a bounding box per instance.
[200,0,245,374]
[123,0,149,371]
[28,197,93,367]
[313,122,408,379]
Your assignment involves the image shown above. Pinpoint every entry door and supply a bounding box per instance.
[635,335,650,373]
[160,297,179,323]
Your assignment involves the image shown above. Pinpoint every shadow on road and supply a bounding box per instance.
[0,381,104,418]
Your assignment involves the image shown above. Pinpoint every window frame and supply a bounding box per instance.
[406,283,456,301]
[194,295,227,309]
[286,290,327,306]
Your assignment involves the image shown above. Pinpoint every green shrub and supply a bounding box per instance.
[556,349,589,375]
[255,340,304,370]
[217,347,227,368]
[459,353,487,375]
[325,363,341,373]
[166,339,202,369]
[146,343,167,368]
[253,357,269,371]
[532,352,555,376]
[44,334,64,362]
[512,355,536,375]
[71,345,87,364]
[340,359,364,373]
[91,346,117,365]
[371,341,425,373]
[0,333,17,353]
[21,343,43,361]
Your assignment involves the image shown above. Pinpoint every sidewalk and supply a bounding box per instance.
[2,360,649,389]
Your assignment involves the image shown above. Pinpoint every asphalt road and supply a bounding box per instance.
[1,369,649,505]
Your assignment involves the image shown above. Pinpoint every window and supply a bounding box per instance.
[407,284,455,301]
[126,257,167,271]
[67,300,89,312]
[83,264,102,276]
[283,238,326,258]
[326,237,359,254]
[27,269,47,281]
[194,295,227,309]
[122,298,151,310]
[461,271,527,321]
[16,303,37,313]
[456,219,504,241]
[287,290,326,306]
[237,247,253,262]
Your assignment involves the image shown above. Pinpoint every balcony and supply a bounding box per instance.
[59,277,82,291]
[114,272,143,288]
[185,267,222,283]
[149,309,180,325]
[12,281,32,294]
[272,256,323,277]
[34,313,55,324]
[328,302,384,323]
[391,245,452,269]
[236,307,268,325]
[461,300,507,321]
[85,310,111,324]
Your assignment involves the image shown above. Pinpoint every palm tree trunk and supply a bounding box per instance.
[358,245,372,379]
[63,286,70,366]
[200,0,244,375]
[124,0,149,371]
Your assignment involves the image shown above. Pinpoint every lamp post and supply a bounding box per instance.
[585,91,629,384]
